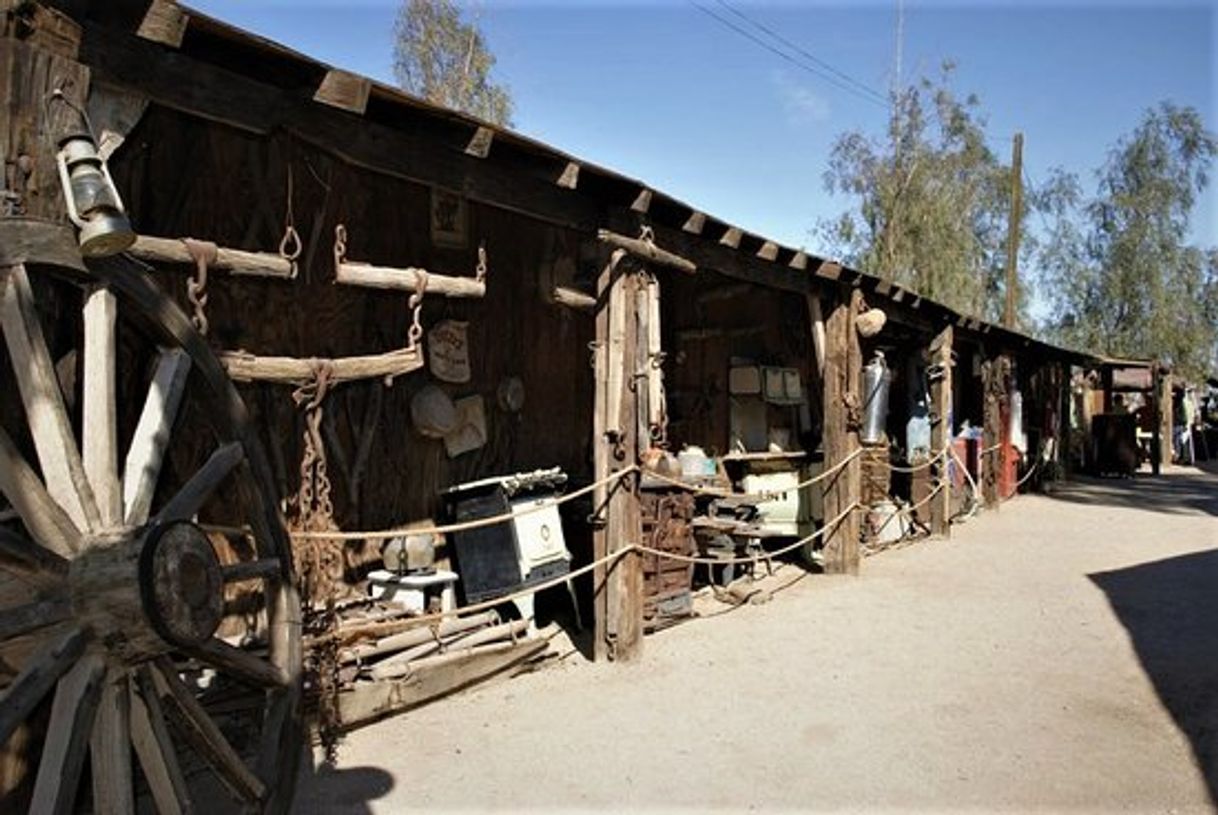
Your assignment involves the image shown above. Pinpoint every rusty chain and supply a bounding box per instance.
[475,243,488,283]
[181,238,217,336]
[289,359,344,761]
[407,268,428,350]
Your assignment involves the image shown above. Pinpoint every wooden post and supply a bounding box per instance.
[1004,133,1023,329]
[821,288,862,574]
[927,325,953,537]
[1150,363,1162,476]
[1060,362,1074,476]
[982,353,1008,509]
[1158,370,1173,469]
[591,254,643,661]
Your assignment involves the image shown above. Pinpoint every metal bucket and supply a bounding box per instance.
[861,351,892,445]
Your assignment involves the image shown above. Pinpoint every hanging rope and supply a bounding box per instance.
[181,238,217,336]
[406,268,427,351]
[279,163,302,278]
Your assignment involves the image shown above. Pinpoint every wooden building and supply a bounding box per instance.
[0,1,1113,810]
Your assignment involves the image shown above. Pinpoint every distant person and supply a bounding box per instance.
[1112,394,1129,415]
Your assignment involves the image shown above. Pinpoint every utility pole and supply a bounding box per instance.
[1004,132,1023,329]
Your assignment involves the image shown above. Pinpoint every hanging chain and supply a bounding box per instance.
[475,243,488,283]
[289,360,342,762]
[181,238,217,336]
[407,269,428,351]
[279,163,302,278]
[639,224,656,245]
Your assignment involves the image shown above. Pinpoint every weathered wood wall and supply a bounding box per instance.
[659,269,817,454]
[108,105,597,531]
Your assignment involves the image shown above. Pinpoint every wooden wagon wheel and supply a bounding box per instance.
[0,232,301,813]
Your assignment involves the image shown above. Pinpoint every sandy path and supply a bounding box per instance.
[297,466,1218,813]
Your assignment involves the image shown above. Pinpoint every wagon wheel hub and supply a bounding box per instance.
[142,521,226,648]
[68,522,225,662]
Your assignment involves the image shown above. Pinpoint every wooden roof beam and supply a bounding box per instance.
[314,69,372,115]
[557,162,580,189]
[79,24,600,231]
[464,126,494,158]
[630,188,652,214]
[137,0,188,48]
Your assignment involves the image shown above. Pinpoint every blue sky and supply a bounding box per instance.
[190,0,1216,260]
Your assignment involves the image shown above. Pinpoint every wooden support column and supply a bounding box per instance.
[981,353,1009,509]
[591,254,643,661]
[1158,369,1173,470]
[821,288,862,574]
[1060,363,1074,476]
[927,326,953,537]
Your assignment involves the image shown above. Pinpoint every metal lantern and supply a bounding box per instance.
[51,94,135,257]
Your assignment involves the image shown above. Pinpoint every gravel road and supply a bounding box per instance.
[298,464,1218,813]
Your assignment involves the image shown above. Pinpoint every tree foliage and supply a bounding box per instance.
[393,0,513,126]
[820,65,1026,323]
[1039,103,1218,379]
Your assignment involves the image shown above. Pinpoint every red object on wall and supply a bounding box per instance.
[998,443,1020,499]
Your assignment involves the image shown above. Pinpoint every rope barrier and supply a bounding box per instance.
[290,465,640,541]
[634,501,861,567]
[315,500,861,647]
[289,445,950,544]
[948,446,982,521]
[881,447,947,473]
[1014,458,1040,489]
[312,545,637,647]
[640,446,866,500]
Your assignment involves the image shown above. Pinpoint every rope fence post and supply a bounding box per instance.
[928,325,953,537]
[821,287,863,575]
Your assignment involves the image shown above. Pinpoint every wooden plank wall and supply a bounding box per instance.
[107,105,596,533]
[658,269,818,454]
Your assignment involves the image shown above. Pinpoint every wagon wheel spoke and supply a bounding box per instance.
[130,666,192,815]
[123,348,192,527]
[91,666,135,814]
[0,525,69,591]
[221,557,284,584]
[151,658,267,804]
[191,637,287,689]
[154,441,244,525]
[83,285,124,529]
[0,264,100,532]
[0,596,70,642]
[0,626,87,747]
[28,654,105,814]
[0,425,82,558]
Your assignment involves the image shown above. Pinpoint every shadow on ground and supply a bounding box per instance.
[1092,548,1218,804]
[1046,464,1218,518]
[294,751,395,815]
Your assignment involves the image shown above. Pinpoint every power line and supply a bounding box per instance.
[689,1,890,111]
[710,0,890,106]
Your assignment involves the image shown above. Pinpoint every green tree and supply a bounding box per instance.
[1039,103,1217,379]
[393,0,513,126]
[820,64,1026,322]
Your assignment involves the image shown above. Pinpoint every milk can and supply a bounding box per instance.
[860,351,892,445]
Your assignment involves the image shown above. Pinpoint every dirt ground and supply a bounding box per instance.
[296,464,1218,813]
